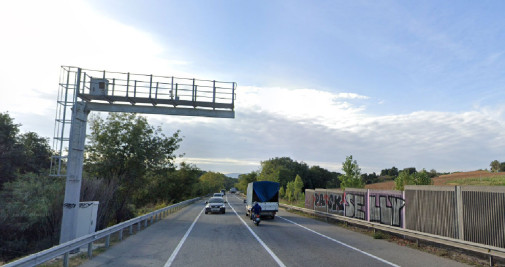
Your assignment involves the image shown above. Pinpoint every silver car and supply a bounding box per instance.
[205,197,226,214]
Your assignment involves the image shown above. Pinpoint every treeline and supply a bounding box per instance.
[490,160,505,173]
[0,112,235,263]
[235,156,442,200]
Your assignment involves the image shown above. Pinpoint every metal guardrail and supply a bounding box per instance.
[280,203,505,266]
[4,197,200,267]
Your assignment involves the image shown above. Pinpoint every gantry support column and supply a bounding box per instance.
[59,101,89,244]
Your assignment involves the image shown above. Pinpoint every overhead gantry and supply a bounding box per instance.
[51,66,236,244]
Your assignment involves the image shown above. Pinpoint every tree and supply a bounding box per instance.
[223,176,237,191]
[0,173,64,261]
[339,155,364,189]
[294,174,304,200]
[258,157,309,189]
[500,162,505,172]
[279,186,285,198]
[491,160,501,172]
[84,113,182,222]
[17,132,52,174]
[235,172,257,192]
[0,112,22,187]
[394,171,410,191]
[307,165,340,189]
[395,169,433,190]
[402,167,417,175]
[361,172,378,184]
[199,172,227,195]
[428,169,438,178]
[139,162,203,207]
[380,167,399,178]
[285,181,295,202]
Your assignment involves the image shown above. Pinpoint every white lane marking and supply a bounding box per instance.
[278,215,400,267]
[164,207,204,267]
[227,196,286,267]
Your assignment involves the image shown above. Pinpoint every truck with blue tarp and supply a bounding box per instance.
[245,181,280,219]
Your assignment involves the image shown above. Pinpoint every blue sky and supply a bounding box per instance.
[1,0,505,175]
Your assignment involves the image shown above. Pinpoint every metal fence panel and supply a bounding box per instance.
[405,186,457,238]
[462,186,505,248]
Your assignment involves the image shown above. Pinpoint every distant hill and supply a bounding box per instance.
[365,170,505,190]
[224,173,242,179]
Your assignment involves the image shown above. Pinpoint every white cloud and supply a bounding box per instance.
[159,85,505,174]
[0,0,193,137]
[236,86,368,128]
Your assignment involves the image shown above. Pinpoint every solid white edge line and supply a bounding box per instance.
[164,207,204,267]
[228,195,286,267]
[278,215,400,267]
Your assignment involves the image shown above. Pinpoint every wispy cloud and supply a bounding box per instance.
[160,86,505,174]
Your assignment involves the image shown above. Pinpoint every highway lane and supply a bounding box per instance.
[81,194,467,267]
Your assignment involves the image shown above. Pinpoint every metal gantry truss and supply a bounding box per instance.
[50,66,236,177]
[51,66,236,244]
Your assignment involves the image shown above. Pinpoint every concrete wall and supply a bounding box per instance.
[314,188,327,213]
[369,190,405,227]
[327,189,344,216]
[343,188,367,220]
[305,189,314,210]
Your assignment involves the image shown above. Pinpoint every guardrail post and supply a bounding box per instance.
[88,242,93,258]
[105,235,110,248]
[144,219,148,227]
[489,255,494,266]
[137,222,141,232]
[63,252,69,267]
[118,228,123,241]
[129,225,133,235]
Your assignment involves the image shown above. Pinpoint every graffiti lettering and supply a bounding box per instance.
[345,193,366,220]
[315,193,326,207]
[369,195,405,227]
[327,193,344,215]
[63,203,76,209]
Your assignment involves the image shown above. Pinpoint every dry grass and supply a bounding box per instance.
[365,170,505,190]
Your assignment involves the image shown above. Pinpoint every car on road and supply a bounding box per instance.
[205,197,226,214]
[213,193,224,198]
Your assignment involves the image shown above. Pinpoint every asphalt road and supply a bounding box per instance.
[80,194,468,267]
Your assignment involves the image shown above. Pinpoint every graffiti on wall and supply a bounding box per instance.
[369,193,405,227]
[344,192,366,220]
[327,192,344,215]
[305,189,406,228]
[314,192,326,207]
